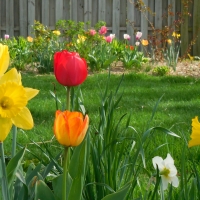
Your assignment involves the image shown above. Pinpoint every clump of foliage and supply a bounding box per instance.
[152,65,170,76]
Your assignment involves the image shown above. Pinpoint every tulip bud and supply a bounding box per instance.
[54,50,88,86]
[53,110,89,147]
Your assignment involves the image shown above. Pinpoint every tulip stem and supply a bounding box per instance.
[0,142,10,200]
[11,125,17,158]
[62,146,69,200]
[66,86,71,111]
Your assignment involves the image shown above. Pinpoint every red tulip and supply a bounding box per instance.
[54,50,88,86]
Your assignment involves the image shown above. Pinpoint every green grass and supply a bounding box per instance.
[4,71,200,162]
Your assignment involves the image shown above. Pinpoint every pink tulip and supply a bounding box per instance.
[99,26,107,35]
[124,34,131,40]
[89,29,96,36]
[136,32,142,40]
[105,36,112,43]
[4,34,9,39]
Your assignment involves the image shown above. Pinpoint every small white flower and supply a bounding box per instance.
[136,31,142,40]
[135,41,140,46]
[4,34,9,39]
[124,34,130,40]
[110,34,115,39]
[152,153,179,190]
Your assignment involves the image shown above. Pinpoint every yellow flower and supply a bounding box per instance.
[54,110,89,147]
[0,44,10,77]
[53,30,61,36]
[188,116,200,147]
[0,68,39,142]
[27,36,33,42]
[172,32,181,38]
[167,39,172,44]
[77,35,86,44]
[188,53,194,61]
[141,39,148,46]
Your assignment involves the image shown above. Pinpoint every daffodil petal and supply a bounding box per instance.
[152,156,164,170]
[0,68,21,85]
[25,88,39,100]
[0,117,12,142]
[171,176,179,187]
[161,176,169,190]
[0,44,9,76]
[164,153,174,165]
[11,107,33,129]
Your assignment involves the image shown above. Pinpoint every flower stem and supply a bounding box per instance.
[62,146,69,200]
[0,142,10,200]
[11,125,17,158]
[66,86,71,111]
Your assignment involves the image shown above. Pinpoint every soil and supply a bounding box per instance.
[107,60,200,78]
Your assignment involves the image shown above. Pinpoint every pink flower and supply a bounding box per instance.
[136,32,142,40]
[105,36,112,43]
[99,26,107,35]
[124,34,130,40]
[89,29,96,36]
[4,34,9,39]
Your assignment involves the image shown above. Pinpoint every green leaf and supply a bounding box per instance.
[52,173,73,200]
[34,180,55,200]
[6,147,26,188]
[101,183,130,200]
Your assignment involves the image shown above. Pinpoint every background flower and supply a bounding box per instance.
[136,31,142,40]
[124,34,130,40]
[99,26,107,35]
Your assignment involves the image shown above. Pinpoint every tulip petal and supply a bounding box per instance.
[24,88,39,100]
[54,111,71,146]
[0,44,9,76]
[0,117,12,142]
[0,68,21,85]
[11,107,34,129]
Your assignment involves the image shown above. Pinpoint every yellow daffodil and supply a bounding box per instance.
[77,35,86,44]
[0,44,9,77]
[188,116,200,147]
[172,32,181,38]
[53,30,61,36]
[0,68,39,142]
[188,53,194,61]
[167,39,172,44]
[27,36,33,42]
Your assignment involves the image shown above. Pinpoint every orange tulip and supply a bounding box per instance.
[53,110,89,147]
[141,39,148,46]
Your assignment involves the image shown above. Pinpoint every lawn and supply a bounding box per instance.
[4,71,199,159]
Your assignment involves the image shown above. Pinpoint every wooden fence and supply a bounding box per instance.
[0,0,200,56]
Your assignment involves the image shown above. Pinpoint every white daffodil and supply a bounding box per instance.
[152,153,179,190]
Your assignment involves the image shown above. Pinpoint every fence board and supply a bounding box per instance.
[180,2,188,56]
[98,0,106,22]
[84,0,92,24]
[70,0,78,21]
[112,0,120,38]
[126,0,135,44]
[28,0,35,36]
[193,0,200,56]
[6,0,14,37]
[141,0,148,39]
[42,0,49,26]
[55,0,63,22]
[19,0,28,37]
